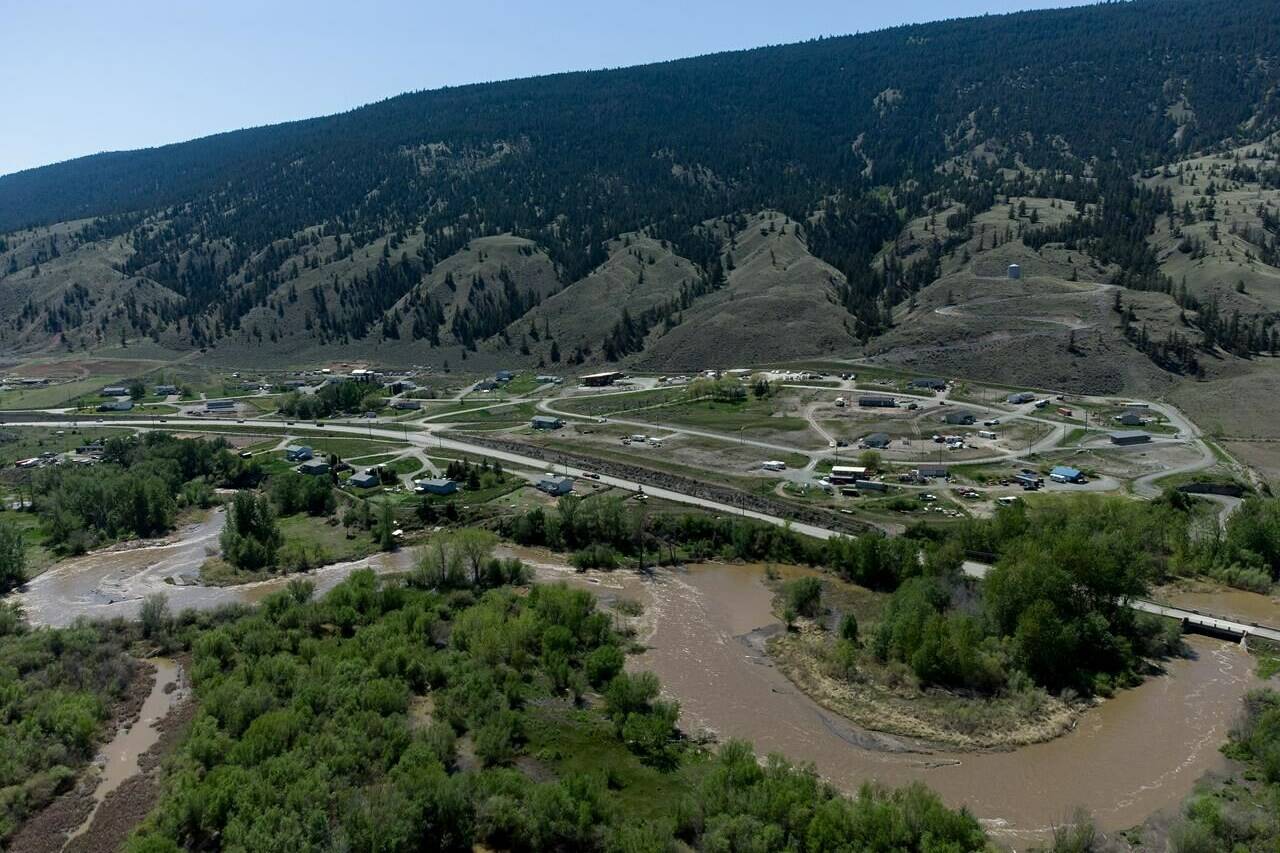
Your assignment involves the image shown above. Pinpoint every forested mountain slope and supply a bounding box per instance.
[0,0,1278,375]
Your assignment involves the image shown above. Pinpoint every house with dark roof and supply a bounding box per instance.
[348,471,379,489]
[298,459,331,476]
[415,478,458,496]
[858,396,896,408]
[537,476,575,496]
[862,432,891,449]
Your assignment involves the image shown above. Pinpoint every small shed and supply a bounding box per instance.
[348,471,379,489]
[1115,411,1144,426]
[1110,431,1151,446]
[415,478,458,496]
[1050,465,1084,483]
[1007,391,1036,404]
[537,476,575,496]
[1008,264,1022,280]
[942,411,976,425]
[531,415,564,430]
[858,396,896,408]
[909,378,947,391]
[298,459,331,476]
[916,465,949,479]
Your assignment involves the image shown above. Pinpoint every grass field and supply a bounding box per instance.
[554,387,688,417]
[640,396,810,435]
[201,512,380,585]
[300,437,410,459]
[431,401,538,428]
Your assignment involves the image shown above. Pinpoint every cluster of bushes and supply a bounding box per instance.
[277,379,381,419]
[0,605,137,844]
[268,470,336,516]
[1197,497,1280,592]
[443,457,507,492]
[873,498,1184,695]
[124,547,986,852]
[686,376,748,403]
[32,433,260,554]
[951,490,1280,595]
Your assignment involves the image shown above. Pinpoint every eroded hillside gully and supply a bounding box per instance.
[21,511,1265,846]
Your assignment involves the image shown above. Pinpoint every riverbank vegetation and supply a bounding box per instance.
[0,604,138,845]
[202,483,390,586]
[770,497,1196,748]
[503,492,914,579]
[1146,688,1280,853]
[28,433,261,557]
[123,543,989,852]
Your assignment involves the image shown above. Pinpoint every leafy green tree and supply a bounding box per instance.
[220,491,282,571]
[0,521,26,593]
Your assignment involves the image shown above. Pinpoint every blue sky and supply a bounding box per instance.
[0,0,1093,176]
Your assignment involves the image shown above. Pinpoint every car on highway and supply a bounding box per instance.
[584,472,601,479]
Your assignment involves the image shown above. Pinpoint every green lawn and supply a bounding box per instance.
[201,512,381,586]
[431,401,537,427]
[554,388,688,417]
[648,397,810,434]
[305,437,410,460]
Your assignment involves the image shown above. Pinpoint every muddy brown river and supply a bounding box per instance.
[10,529,1274,848]
[522,553,1267,848]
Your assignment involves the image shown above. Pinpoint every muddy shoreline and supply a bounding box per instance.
[10,657,194,853]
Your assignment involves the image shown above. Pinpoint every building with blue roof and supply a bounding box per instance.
[1049,465,1084,483]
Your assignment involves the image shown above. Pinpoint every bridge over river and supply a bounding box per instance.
[962,561,1280,645]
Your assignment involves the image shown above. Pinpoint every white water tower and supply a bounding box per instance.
[1007,264,1021,280]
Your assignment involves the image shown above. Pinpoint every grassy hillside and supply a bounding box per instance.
[637,212,860,369]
